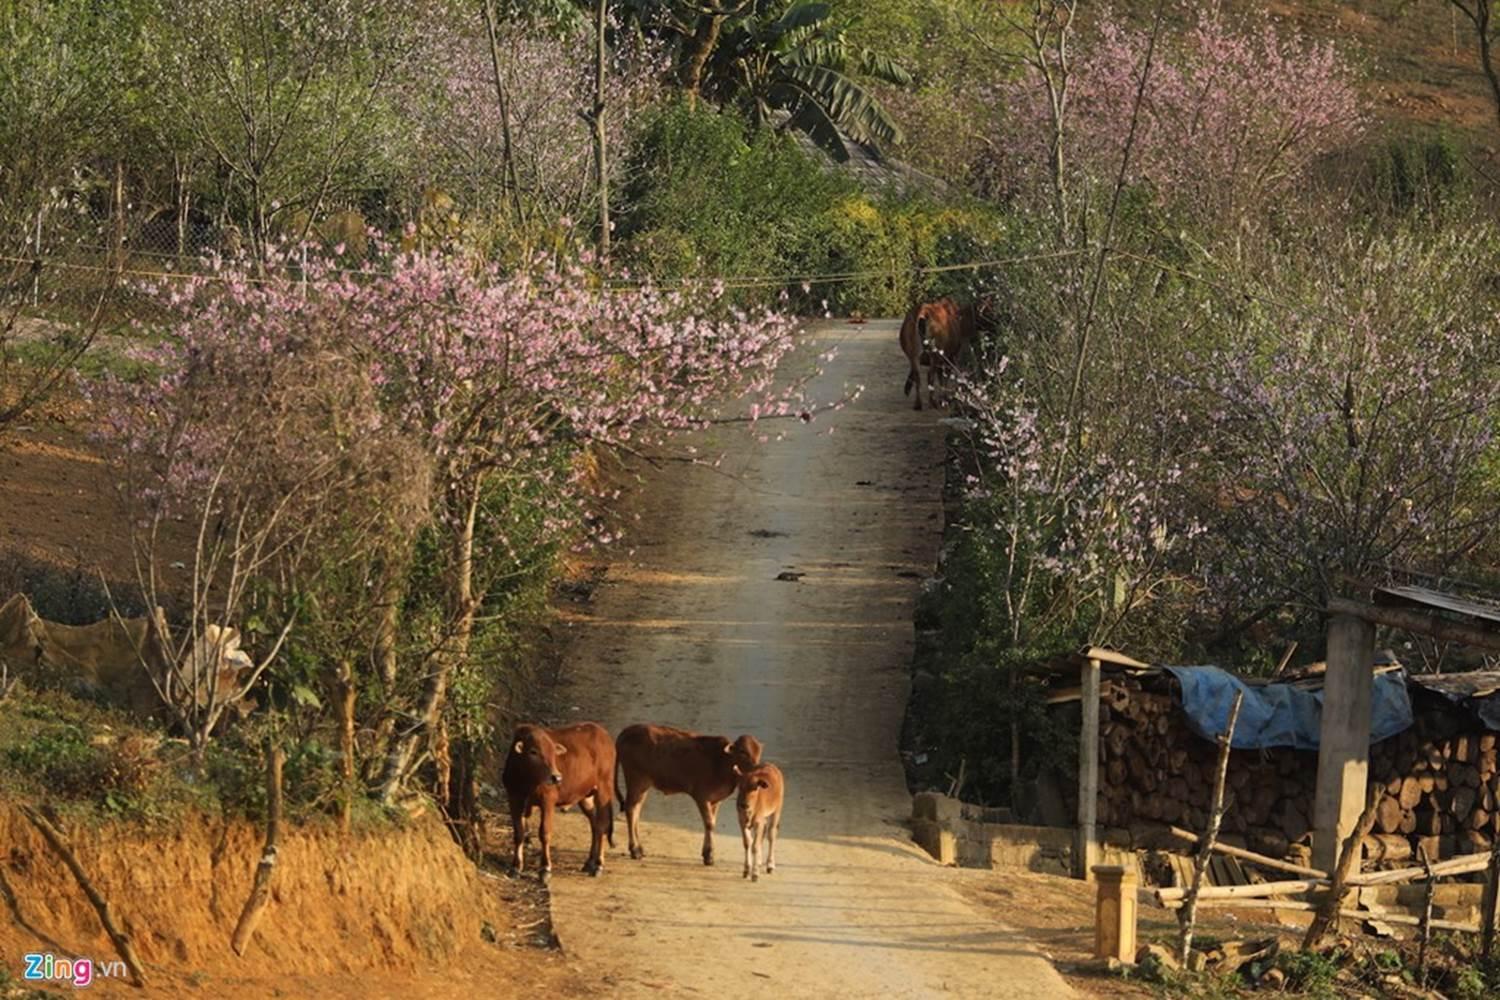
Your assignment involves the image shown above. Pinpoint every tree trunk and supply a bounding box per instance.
[592,0,611,266]
[680,14,725,105]
[335,660,356,834]
[364,567,406,783]
[374,489,480,803]
[481,0,526,229]
[1467,2,1500,136]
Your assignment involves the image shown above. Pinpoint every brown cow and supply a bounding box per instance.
[734,763,784,882]
[899,297,976,411]
[502,721,616,881]
[616,724,762,866]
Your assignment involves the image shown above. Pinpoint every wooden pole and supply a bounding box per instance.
[1164,825,1327,879]
[1482,837,1500,957]
[20,805,147,987]
[111,160,126,274]
[1179,689,1244,965]
[231,744,284,956]
[1313,613,1375,875]
[1157,897,1480,933]
[1417,843,1435,976]
[1303,783,1382,951]
[1076,656,1102,880]
[1326,596,1500,653]
[1349,852,1493,887]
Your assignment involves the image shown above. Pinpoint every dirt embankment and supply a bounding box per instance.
[0,805,585,998]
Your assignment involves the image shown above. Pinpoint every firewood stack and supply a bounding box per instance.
[1365,727,1499,862]
[1081,676,1500,865]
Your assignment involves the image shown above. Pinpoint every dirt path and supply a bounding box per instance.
[546,320,1072,999]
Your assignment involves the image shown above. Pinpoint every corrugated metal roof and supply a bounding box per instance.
[1408,670,1500,730]
[1407,671,1500,701]
[1374,584,1500,626]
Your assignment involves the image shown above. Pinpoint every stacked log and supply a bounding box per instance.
[1365,727,1499,861]
[1082,676,1500,865]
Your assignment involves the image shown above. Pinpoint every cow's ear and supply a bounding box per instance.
[513,740,524,754]
[554,744,568,755]
[755,779,769,790]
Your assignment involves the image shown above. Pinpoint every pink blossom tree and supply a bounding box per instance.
[105,247,805,795]
[404,11,664,258]
[996,3,1364,228]
[1173,226,1500,637]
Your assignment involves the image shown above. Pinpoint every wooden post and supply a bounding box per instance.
[1417,843,1435,976]
[1076,656,1102,880]
[1482,837,1500,957]
[111,160,126,274]
[1313,613,1375,875]
[1303,784,1382,951]
[1179,689,1244,965]
[1092,864,1137,963]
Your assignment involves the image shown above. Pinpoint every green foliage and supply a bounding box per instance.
[0,693,171,819]
[619,101,854,289]
[1363,128,1468,215]
[621,101,1008,313]
[705,1,913,161]
[905,508,1081,807]
[1277,949,1344,999]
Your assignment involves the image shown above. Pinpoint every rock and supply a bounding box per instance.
[1135,943,1180,981]
[1218,938,1278,976]
[1261,967,1287,988]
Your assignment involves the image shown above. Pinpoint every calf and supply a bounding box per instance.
[616,723,762,866]
[899,297,976,410]
[735,763,784,882]
[502,721,615,881]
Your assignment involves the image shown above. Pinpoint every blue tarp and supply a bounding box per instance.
[1163,665,1414,751]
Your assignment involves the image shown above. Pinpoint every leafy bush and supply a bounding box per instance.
[1277,949,1343,999]
[619,102,852,292]
[619,101,1008,315]
[1363,129,1468,215]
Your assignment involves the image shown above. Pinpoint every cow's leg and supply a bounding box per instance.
[537,799,555,883]
[697,798,719,866]
[766,811,779,875]
[510,799,527,873]
[741,816,753,879]
[624,783,650,860]
[904,357,919,402]
[579,794,605,876]
[577,794,602,875]
[750,819,762,883]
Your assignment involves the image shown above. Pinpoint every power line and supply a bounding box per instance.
[3,247,1092,295]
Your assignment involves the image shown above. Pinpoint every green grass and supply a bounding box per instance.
[7,328,160,382]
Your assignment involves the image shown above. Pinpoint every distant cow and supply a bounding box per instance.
[899,298,976,411]
[735,763,785,882]
[615,724,763,866]
[502,722,616,881]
